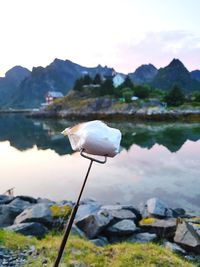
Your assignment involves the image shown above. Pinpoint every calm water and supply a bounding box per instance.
[0,114,200,214]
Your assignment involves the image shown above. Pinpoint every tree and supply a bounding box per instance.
[93,73,102,85]
[164,84,185,106]
[122,88,133,103]
[100,79,114,96]
[83,75,92,85]
[122,75,133,89]
[73,78,83,91]
[192,91,200,102]
[134,85,150,99]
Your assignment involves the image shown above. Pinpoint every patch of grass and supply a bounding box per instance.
[0,230,196,266]
[0,230,37,250]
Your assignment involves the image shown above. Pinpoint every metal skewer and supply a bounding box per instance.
[53,149,107,267]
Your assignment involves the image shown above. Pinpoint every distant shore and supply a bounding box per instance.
[28,109,200,122]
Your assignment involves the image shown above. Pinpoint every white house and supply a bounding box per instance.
[113,74,126,88]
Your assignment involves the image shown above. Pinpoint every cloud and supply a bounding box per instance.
[116,31,200,72]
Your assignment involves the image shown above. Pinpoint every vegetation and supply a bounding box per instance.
[164,84,185,106]
[0,230,195,267]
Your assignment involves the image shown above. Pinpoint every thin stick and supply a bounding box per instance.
[53,159,93,267]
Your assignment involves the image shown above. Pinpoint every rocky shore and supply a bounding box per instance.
[0,194,200,265]
[29,108,200,122]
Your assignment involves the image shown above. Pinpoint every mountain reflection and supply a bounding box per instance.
[0,114,200,154]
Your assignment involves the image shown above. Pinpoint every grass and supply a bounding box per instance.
[0,230,196,267]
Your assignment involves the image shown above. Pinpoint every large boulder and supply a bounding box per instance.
[0,205,23,227]
[14,203,53,227]
[174,220,200,253]
[100,205,137,221]
[76,202,101,221]
[106,219,138,236]
[5,222,48,238]
[128,232,157,243]
[0,195,14,205]
[15,195,37,204]
[140,218,176,238]
[142,198,172,218]
[75,210,112,239]
[9,198,31,211]
[90,236,109,247]
[163,241,186,255]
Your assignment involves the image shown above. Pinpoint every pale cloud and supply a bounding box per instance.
[116,31,200,72]
[0,0,200,75]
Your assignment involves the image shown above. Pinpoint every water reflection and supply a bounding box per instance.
[0,114,200,215]
[1,114,200,154]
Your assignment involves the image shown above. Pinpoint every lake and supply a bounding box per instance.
[0,114,200,215]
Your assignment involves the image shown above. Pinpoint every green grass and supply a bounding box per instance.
[0,230,196,267]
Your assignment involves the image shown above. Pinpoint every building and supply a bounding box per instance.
[113,74,126,88]
[45,91,64,105]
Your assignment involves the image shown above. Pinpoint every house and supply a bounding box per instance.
[113,74,126,88]
[45,91,64,105]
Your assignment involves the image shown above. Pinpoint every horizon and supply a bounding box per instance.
[1,57,199,78]
[1,0,200,76]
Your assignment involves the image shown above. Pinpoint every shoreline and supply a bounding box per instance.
[28,109,200,122]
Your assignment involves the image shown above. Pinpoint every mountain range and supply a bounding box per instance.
[0,58,200,108]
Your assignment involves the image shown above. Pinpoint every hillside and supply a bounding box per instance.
[151,59,200,92]
[0,66,30,107]
[10,59,116,108]
[129,64,158,84]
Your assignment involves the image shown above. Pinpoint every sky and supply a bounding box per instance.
[0,0,200,76]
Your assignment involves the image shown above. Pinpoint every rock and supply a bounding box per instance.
[37,198,55,205]
[0,195,14,204]
[5,222,48,238]
[14,203,53,227]
[71,225,86,238]
[76,202,101,221]
[174,220,200,253]
[0,205,22,227]
[172,208,186,218]
[9,198,31,211]
[90,236,109,246]
[140,218,176,238]
[100,205,136,221]
[128,232,157,243]
[163,241,186,254]
[15,195,37,204]
[75,210,112,239]
[106,220,138,236]
[144,198,172,218]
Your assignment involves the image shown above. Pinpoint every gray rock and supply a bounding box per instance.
[37,198,55,205]
[15,195,37,204]
[0,205,22,227]
[9,198,31,211]
[75,210,112,239]
[164,241,186,254]
[90,236,109,246]
[76,202,101,221]
[107,220,138,236]
[128,232,157,243]
[0,195,14,204]
[14,203,53,227]
[4,222,48,238]
[172,208,186,218]
[174,220,200,253]
[100,205,136,221]
[145,198,172,218]
[140,218,176,238]
[71,225,86,238]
